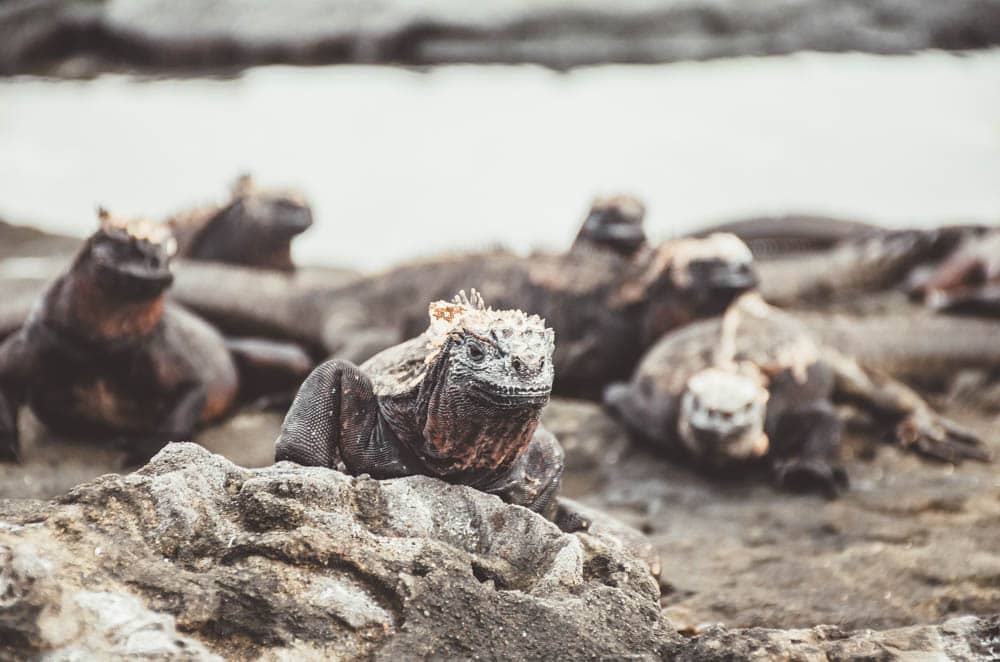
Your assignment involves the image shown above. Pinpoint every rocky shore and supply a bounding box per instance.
[2,390,999,657]
[3,0,1000,76]
[2,443,997,660]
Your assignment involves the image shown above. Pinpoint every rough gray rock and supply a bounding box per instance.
[3,0,1000,76]
[1,439,998,659]
[0,547,220,662]
[0,443,668,659]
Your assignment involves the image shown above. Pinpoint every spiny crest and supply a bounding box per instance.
[426,289,555,360]
[97,207,178,256]
[590,194,645,221]
[231,173,258,197]
[231,173,308,206]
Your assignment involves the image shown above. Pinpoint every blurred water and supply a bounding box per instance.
[1,50,998,270]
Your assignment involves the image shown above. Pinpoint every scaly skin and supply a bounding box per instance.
[173,233,758,399]
[275,290,564,514]
[604,295,990,498]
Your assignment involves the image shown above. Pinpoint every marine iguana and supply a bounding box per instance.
[604,294,990,498]
[570,194,647,258]
[275,290,564,514]
[172,232,758,399]
[0,210,311,464]
[754,227,974,308]
[167,174,313,271]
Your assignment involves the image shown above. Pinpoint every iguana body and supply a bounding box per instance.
[605,294,990,497]
[755,229,970,307]
[0,211,311,463]
[275,290,563,514]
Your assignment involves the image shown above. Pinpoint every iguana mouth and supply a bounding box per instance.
[468,382,551,408]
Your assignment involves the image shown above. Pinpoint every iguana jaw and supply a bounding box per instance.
[466,380,551,410]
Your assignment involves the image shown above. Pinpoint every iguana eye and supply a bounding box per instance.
[467,341,486,364]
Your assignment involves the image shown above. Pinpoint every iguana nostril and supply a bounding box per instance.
[512,358,525,373]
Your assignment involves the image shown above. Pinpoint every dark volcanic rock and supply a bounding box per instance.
[0,443,668,659]
[3,0,1000,76]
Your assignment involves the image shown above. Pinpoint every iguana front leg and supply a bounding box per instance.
[122,383,209,466]
[829,351,991,463]
[475,425,565,516]
[768,402,849,499]
[0,332,31,463]
[274,359,414,478]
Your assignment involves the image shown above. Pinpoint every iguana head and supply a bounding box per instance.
[677,364,770,464]
[617,232,758,345]
[400,290,556,477]
[190,174,313,270]
[427,289,555,409]
[83,208,177,299]
[574,194,647,257]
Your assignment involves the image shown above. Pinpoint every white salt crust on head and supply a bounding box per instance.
[686,365,769,413]
[425,289,555,366]
[589,194,646,221]
[666,233,753,287]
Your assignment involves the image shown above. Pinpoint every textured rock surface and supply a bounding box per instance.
[3,0,1000,76]
[0,443,667,659]
[546,398,1000,633]
[1,432,998,658]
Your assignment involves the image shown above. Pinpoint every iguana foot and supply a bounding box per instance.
[895,414,991,464]
[772,458,849,499]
